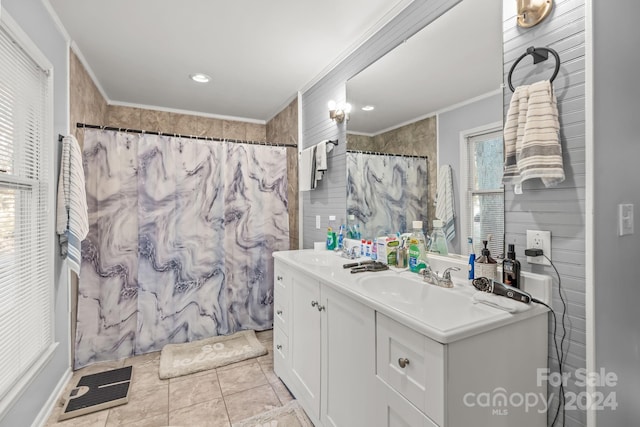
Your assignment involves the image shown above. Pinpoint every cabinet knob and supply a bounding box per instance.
[311,301,318,307]
[276,344,282,350]
[317,305,325,312]
[276,310,283,315]
[398,358,410,368]
[277,275,283,281]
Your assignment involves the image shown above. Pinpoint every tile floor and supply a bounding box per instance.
[45,330,296,427]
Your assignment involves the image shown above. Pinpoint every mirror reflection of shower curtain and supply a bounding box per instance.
[76,129,289,368]
[346,151,428,238]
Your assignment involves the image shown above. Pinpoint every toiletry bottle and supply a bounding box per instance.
[365,240,372,258]
[326,216,337,250]
[467,237,475,280]
[429,220,449,255]
[408,221,427,273]
[371,238,378,260]
[502,244,522,289]
[360,239,366,257]
[474,240,497,280]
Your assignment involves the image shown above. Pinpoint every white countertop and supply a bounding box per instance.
[273,249,549,344]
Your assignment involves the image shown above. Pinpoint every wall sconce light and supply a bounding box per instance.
[516,0,553,28]
[328,100,352,123]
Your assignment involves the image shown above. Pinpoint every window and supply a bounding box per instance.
[461,126,504,257]
[0,11,55,412]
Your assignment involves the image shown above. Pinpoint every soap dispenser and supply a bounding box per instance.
[429,220,449,255]
[502,244,522,289]
[474,240,497,281]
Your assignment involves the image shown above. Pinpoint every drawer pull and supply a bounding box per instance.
[276,310,283,315]
[317,305,326,312]
[277,275,283,281]
[276,344,282,350]
[311,301,318,307]
[398,358,410,368]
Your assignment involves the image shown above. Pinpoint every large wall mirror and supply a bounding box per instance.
[345,0,504,255]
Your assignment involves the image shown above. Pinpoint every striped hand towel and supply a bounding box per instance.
[435,164,455,241]
[56,135,89,274]
[503,80,565,190]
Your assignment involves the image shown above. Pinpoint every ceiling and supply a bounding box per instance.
[50,1,503,128]
[49,0,413,123]
[346,0,503,135]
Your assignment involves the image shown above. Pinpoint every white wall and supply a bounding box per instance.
[593,0,640,424]
[0,1,70,426]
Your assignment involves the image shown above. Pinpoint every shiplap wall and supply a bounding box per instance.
[301,0,460,248]
[503,1,586,426]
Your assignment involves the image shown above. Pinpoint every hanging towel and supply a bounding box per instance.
[56,135,89,274]
[314,140,327,188]
[300,146,315,191]
[503,80,564,192]
[435,164,455,241]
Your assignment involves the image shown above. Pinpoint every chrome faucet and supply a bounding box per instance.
[422,266,460,288]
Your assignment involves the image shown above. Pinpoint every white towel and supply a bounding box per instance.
[435,164,455,241]
[56,135,89,274]
[503,80,564,192]
[314,141,327,188]
[300,146,315,191]
[472,292,531,313]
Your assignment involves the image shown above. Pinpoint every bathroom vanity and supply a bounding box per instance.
[273,250,550,427]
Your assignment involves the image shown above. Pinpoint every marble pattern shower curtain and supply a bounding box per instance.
[346,151,428,238]
[76,129,289,368]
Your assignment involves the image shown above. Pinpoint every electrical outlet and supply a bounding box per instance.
[526,230,551,265]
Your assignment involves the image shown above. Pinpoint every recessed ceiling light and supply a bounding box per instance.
[189,73,211,83]
[362,105,375,111]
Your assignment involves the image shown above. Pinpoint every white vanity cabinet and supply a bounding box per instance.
[273,253,548,427]
[274,260,376,427]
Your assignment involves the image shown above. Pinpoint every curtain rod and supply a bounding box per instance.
[75,123,298,148]
[346,149,429,160]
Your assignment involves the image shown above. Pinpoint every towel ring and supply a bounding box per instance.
[507,46,560,92]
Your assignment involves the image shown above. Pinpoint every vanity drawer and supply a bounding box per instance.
[376,313,445,425]
[374,376,439,427]
[274,263,290,299]
[273,292,289,332]
[273,325,289,376]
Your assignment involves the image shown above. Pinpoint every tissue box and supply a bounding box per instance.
[376,237,400,265]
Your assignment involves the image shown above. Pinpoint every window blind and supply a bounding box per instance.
[0,18,53,405]
[465,130,505,257]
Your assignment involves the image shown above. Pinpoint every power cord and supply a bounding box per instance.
[528,251,567,427]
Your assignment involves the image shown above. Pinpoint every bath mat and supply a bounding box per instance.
[59,366,132,421]
[159,330,267,379]
[232,400,313,427]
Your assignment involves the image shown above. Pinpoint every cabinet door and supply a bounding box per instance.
[321,284,376,427]
[289,272,322,420]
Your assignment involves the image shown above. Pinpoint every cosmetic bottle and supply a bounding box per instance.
[474,240,497,281]
[502,244,522,289]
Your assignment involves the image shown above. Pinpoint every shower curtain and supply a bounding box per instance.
[75,129,289,368]
[346,151,428,238]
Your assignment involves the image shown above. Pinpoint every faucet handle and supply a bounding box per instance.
[442,266,461,279]
[421,265,433,278]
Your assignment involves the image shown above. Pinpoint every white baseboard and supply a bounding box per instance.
[31,368,72,427]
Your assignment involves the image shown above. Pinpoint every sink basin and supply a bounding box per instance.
[355,274,429,304]
[291,251,339,267]
[355,272,472,314]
